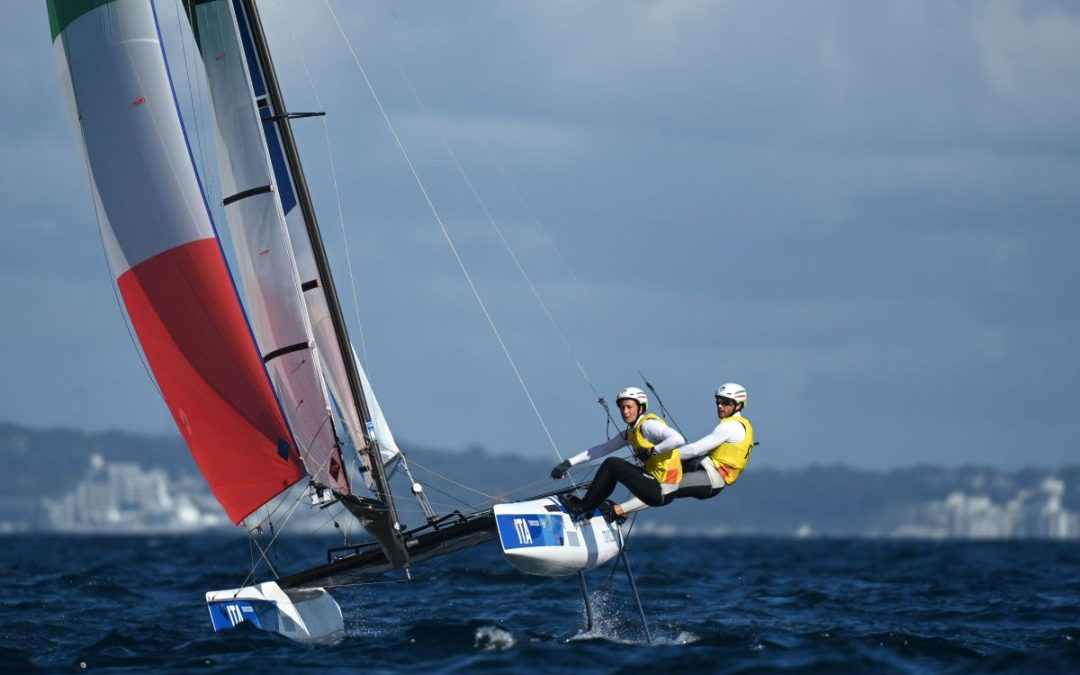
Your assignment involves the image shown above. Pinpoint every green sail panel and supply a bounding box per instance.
[47,0,118,42]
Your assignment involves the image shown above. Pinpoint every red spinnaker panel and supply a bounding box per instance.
[118,238,305,523]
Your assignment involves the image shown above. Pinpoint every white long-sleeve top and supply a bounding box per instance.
[566,419,685,466]
[678,413,747,460]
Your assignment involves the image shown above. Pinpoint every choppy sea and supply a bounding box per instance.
[1,533,1078,673]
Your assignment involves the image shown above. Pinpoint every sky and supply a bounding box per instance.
[2,1,1078,470]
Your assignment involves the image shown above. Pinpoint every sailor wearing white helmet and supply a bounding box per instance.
[550,386,685,521]
[664,382,756,503]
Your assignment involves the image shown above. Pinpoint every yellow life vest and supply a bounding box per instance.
[625,413,683,485]
[706,415,754,485]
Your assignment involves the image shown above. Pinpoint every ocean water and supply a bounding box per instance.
[1,533,1078,673]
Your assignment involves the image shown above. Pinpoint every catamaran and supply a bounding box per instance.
[49,0,631,643]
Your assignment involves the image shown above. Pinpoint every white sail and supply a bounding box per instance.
[301,288,402,474]
[191,0,348,493]
[352,346,402,468]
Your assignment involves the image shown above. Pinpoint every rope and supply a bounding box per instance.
[638,370,686,437]
[372,0,619,436]
[403,454,579,509]
[402,456,499,502]
[487,156,644,382]
[319,0,565,461]
[236,485,311,592]
[606,512,638,586]
[411,481,480,513]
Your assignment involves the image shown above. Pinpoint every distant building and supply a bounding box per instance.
[908,476,1080,540]
[42,454,230,533]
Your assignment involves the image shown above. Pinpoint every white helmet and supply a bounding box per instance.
[715,382,747,406]
[616,386,649,412]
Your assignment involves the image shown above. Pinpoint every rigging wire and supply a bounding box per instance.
[237,485,312,591]
[481,141,652,403]
[401,456,499,503]
[410,481,477,513]
[394,456,437,520]
[485,156,691,432]
[237,411,340,543]
[637,370,686,438]
[374,33,619,435]
[483,142,646,388]
[317,0,565,462]
[368,1,656,437]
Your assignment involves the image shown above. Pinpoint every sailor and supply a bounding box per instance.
[550,387,685,520]
[669,382,755,501]
[601,382,755,520]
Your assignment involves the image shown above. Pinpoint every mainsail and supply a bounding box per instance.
[48,0,306,523]
[186,0,407,565]
[188,0,348,494]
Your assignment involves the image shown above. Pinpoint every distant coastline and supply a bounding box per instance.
[2,421,1078,539]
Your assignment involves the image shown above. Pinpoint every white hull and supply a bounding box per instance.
[494,496,623,576]
[206,581,343,644]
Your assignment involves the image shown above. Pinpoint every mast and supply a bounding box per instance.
[232,0,407,563]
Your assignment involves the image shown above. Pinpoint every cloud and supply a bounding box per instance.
[3,1,1078,469]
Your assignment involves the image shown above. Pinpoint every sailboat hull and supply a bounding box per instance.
[494,497,622,577]
[206,581,343,644]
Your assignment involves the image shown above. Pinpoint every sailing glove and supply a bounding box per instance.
[550,459,571,480]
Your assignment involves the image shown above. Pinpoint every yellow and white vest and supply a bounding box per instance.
[706,415,755,485]
[625,413,683,485]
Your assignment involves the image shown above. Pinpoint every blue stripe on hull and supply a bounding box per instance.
[207,599,278,632]
[496,513,565,550]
